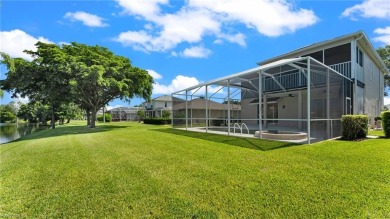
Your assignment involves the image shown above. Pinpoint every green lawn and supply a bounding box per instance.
[368,129,386,137]
[1,122,389,218]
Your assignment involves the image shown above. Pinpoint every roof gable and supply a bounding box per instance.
[257,31,388,75]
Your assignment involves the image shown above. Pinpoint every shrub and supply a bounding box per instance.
[137,110,145,121]
[0,111,16,123]
[341,115,368,140]
[382,111,390,138]
[143,117,171,125]
[162,110,171,119]
[374,116,382,121]
[97,113,112,122]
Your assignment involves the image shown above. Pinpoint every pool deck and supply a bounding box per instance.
[176,127,311,144]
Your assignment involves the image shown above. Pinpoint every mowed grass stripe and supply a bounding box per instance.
[1,121,389,218]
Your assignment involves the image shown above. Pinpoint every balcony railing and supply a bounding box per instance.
[264,70,306,92]
[263,61,351,92]
[329,61,351,78]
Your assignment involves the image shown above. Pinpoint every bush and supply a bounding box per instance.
[0,111,16,123]
[162,110,171,119]
[382,111,390,138]
[341,115,368,140]
[97,113,112,122]
[374,116,382,121]
[143,117,171,125]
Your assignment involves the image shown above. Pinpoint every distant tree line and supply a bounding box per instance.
[0,42,153,128]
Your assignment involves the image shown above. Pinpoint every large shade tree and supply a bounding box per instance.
[1,42,153,128]
[377,45,390,95]
[2,43,72,128]
[62,43,153,128]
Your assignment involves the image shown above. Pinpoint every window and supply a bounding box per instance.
[165,102,167,107]
[356,47,363,67]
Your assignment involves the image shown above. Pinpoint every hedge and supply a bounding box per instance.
[341,115,368,140]
[97,113,112,122]
[382,111,390,138]
[143,117,171,125]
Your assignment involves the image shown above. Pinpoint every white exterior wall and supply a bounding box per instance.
[362,52,385,126]
[241,99,257,126]
[153,100,171,109]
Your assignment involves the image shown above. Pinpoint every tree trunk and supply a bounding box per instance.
[90,108,97,128]
[86,110,91,126]
[103,107,105,123]
[66,118,71,123]
[51,102,55,129]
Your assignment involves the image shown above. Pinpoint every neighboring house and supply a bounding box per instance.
[109,107,142,121]
[142,95,184,118]
[173,98,241,125]
[172,31,389,143]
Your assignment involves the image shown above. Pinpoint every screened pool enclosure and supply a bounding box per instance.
[172,57,353,144]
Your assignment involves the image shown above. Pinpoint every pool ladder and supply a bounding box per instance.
[233,123,249,135]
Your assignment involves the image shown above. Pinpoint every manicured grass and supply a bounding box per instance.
[368,129,386,137]
[1,121,389,218]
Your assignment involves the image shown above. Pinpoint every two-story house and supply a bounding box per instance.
[143,95,184,118]
[172,31,388,143]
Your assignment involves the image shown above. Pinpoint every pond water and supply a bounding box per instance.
[0,123,49,144]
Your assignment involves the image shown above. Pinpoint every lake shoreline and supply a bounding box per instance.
[0,123,49,144]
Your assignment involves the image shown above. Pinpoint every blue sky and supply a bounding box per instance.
[1,0,389,108]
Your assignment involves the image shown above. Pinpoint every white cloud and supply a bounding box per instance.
[152,74,224,95]
[147,69,163,79]
[0,29,53,61]
[106,105,123,111]
[114,8,220,52]
[153,75,200,94]
[384,96,390,106]
[213,39,223,44]
[373,27,390,45]
[114,0,318,56]
[64,11,108,27]
[144,23,154,30]
[116,0,168,20]
[342,0,390,20]
[180,46,212,58]
[189,0,318,37]
[16,94,29,104]
[114,30,153,52]
[218,33,246,47]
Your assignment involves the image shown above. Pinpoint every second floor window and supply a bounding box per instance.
[356,47,363,67]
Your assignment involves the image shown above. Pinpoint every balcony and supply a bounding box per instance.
[262,61,352,93]
[329,61,351,78]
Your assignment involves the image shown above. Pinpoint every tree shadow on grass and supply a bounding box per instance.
[153,129,299,151]
[3,123,129,144]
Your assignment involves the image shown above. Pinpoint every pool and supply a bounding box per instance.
[254,130,307,141]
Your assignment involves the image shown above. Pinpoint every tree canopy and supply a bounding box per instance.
[63,42,153,127]
[0,52,15,99]
[1,42,153,128]
[2,43,72,128]
[377,45,390,95]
